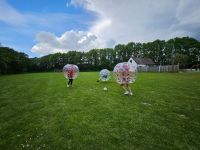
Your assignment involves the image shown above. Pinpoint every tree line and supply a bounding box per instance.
[0,37,200,74]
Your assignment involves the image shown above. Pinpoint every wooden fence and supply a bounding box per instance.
[137,65,179,72]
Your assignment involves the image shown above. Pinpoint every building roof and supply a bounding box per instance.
[132,57,155,65]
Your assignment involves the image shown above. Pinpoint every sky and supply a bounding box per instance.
[0,0,200,57]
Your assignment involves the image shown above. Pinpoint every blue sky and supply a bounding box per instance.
[0,0,200,57]
[0,0,96,57]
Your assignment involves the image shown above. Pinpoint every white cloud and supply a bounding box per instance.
[2,0,200,56]
[32,0,200,55]
[31,30,106,55]
[170,0,200,37]
[70,0,200,43]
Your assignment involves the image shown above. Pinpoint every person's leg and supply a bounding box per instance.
[122,84,129,95]
[68,79,72,85]
[127,84,133,95]
[67,79,70,87]
[122,85,126,91]
[70,79,73,86]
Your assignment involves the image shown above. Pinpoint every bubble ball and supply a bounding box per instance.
[63,64,79,79]
[99,69,111,81]
[113,62,137,84]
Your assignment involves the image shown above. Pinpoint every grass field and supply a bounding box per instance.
[0,72,200,150]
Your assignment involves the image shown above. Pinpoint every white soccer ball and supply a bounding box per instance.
[103,87,107,91]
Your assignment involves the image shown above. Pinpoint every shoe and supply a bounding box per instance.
[67,84,69,87]
[124,91,129,95]
[129,92,133,96]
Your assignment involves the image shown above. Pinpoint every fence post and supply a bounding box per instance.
[177,63,179,72]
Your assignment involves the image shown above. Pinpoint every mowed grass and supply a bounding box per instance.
[0,72,200,150]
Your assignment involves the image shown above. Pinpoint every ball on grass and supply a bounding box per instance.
[103,87,107,91]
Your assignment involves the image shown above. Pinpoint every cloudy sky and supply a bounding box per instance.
[0,0,200,57]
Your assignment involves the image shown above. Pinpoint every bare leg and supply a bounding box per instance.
[122,84,129,95]
[127,84,133,95]
[121,84,127,91]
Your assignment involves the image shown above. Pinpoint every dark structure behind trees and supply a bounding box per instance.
[0,37,200,74]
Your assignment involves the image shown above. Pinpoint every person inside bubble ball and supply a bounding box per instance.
[102,74,108,79]
[120,66,133,96]
[67,69,74,87]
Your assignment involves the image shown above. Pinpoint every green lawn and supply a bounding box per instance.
[0,72,200,150]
